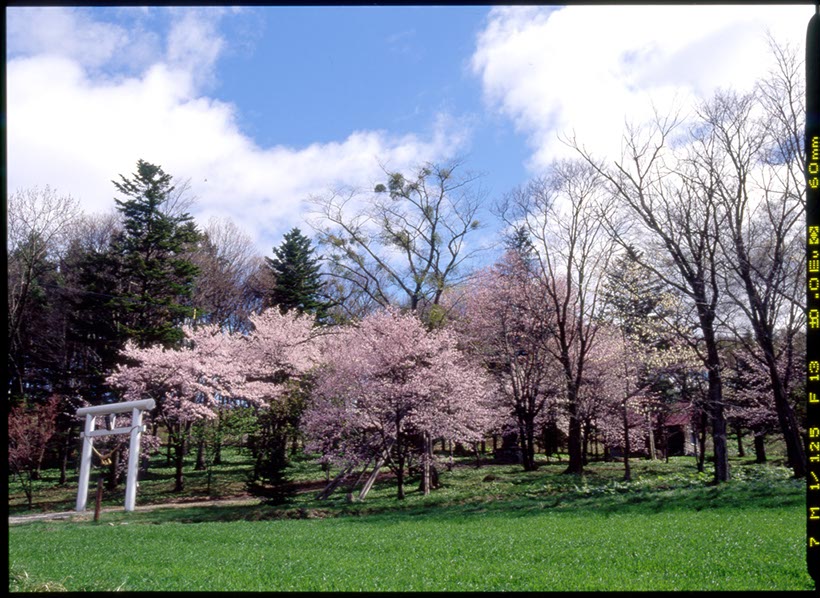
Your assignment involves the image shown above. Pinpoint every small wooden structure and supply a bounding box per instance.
[75,399,155,513]
[662,403,698,457]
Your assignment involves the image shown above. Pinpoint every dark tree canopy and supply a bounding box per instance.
[265,227,327,320]
[109,159,201,348]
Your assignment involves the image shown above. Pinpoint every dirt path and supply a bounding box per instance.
[8,496,263,525]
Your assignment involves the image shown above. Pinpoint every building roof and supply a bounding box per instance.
[663,403,694,427]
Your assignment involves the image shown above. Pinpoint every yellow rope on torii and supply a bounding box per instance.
[85,424,141,466]
[91,444,114,466]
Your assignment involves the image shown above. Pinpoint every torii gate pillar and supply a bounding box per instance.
[76,399,155,513]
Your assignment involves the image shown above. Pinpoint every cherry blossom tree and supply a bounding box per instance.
[582,326,660,479]
[107,308,321,491]
[303,307,497,499]
[107,325,226,491]
[234,309,322,484]
[456,251,562,471]
[724,341,789,464]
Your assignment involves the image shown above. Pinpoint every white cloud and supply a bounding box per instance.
[6,7,162,75]
[471,4,810,172]
[6,7,464,254]
[165,8,228,90]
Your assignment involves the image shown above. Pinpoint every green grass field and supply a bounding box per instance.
[8,447,816,591]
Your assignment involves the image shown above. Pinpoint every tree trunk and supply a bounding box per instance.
[564,384,583,474]
[25,477,34,510]
[622,399,632,481]
[396,451,405,500]
[593,430,599,461]
[173,423,190,493]
[581,419,590,467]
[544,418,559,459]
[359,453,387,501]
[698,304,730,483]
[646,412,656,460]
[106,447,121,491]
[194,436,206,471]
[734,425,745,458]
[754,433,767,463]
[213,411,223,465]
[708,379,729,483]
[526,423,536,470]
[765,359,805,476]
[317,465,353,500]
[519,413,537,471]
[697,410,707,474]
[420,433,432,495]
[59,431,71,485]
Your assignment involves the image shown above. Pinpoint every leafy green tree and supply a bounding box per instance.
[265,227,327,321]
[109,160,201,348]
[252,228,326,485]
[7,232,61,402]
[249,383,309,487]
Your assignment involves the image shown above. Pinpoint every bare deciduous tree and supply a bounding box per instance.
[497,159,617,475]
[190,216,263,332]
[8,186,81,398]
[570,109,732,483]
[309,159,488,321]
[696,40,806,477]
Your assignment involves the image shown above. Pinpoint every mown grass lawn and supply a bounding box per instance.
[8,500,811,591]
[8,450,815,592]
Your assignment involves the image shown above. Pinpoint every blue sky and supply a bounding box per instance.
[5,4,812,259]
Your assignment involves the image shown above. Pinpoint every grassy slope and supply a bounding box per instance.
[8,448,815,592]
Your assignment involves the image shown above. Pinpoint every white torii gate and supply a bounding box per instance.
[76,399,155,513]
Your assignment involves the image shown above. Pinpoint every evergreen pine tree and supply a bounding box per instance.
[70,239,126,401]
[109,160,201,348]
[265,227,326,320]
[602,245,670,346]
[503,224,537,273]
[504,224,533,256]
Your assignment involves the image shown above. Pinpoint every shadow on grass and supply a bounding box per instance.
[11,453,801,527]
[8,498,77,516]
[75,466,804,528]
